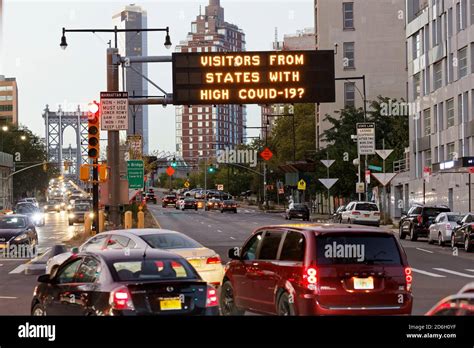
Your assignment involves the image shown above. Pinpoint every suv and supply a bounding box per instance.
[221,224,413,316]
[399,205,451,241]
[340,201,380,227]
[285,204,310,221]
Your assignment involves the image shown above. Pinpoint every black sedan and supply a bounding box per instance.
[31,249,219,316]
[220,200,237,213]
[285,204,310,221]
[451,213,474,252]
[0,215,38,253]
[180,198,198,211]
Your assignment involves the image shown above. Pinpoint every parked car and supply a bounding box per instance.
[451,213,474,252]
[46,229,224,286]
[32,249,219,316]
[426,293,474,316]
[0,215,38,250]
[285,204,310,221]
[428,212,464,246]
[399,205,451,241]
[340,201,380,227]
[162,195,176,208]
[332,205,346,223]
[221,200,237,213]
[221,224,413,315]
[180,198,198,211]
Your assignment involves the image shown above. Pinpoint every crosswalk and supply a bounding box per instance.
[412,267,474,278]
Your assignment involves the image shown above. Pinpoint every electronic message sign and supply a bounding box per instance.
[172,50,335,105]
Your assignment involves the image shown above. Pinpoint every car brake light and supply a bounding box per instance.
[352,211,361,215]
[110,286,135,310]
[417,215,422,224]
[405,267,412,292]
[206,255,221,264]
[206,287,218,307]
[302,266,318,290]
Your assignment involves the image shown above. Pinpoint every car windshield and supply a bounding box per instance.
[424,207,450,216]
[16,205,36,214]
[0,217,26,229]
[447,215,463,222]
[355,203,378,211]
[113,258,196,281]
[293,204,308,210]
[316,234,402,265]
[141,233,202,249]
[74,205,90,212]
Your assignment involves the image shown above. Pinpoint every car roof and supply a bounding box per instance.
[254,223,393,236]
[78,249,183,263]
[106,228,186,237]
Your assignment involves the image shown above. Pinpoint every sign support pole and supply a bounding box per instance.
[93,159,99,232]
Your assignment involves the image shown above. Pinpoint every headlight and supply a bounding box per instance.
[14,233,28,241]
[68,213,75,218]
[67,205,72,210]
[44,205,48,209]
[89,212,94,219]
[33,213,42,221]
[54,204,60,209]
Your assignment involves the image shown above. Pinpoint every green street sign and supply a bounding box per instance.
[127,160,144,189]
[368,164,382,172]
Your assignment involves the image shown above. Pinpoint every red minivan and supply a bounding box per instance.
[220,224,413,315]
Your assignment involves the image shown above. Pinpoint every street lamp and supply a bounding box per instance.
[2,126,8,132]
[20,135,26,141]
[164,28,172,49]
[60,31,68,50]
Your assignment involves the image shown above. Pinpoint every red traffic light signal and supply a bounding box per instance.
[88,101,100,160]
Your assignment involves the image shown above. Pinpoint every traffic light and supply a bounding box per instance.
[99,164,108,182]
[79,165,90,181]
[208,165,215,173]
[171,157,177,168]
[87,101,100,160]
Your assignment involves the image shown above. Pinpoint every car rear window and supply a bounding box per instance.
[140,233,202,249]
[293,204,308,210]
[316,234,402,265]
[113,259,196,281]
[355,203,378,211]
[424,208,450,216]
[448,215,463,222]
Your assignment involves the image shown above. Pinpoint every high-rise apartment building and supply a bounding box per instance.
[175,0,246,162]
[315,0,406,148]
[113,4,149,154]
[0,76,18,125]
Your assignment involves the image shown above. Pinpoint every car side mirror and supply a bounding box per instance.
[71,247,79,254]
[37,274,52,284]
[228,247,241,260]
[401,210,407,216]
[457,220,462,225]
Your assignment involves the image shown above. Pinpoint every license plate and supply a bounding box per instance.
[159,298,182,311]
[364,214,370,217]
[188,258,202,268]
[353,277,374,290]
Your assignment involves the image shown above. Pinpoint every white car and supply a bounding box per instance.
[428,212,464,246]
[340,201,380,227]
[46,229,224,286]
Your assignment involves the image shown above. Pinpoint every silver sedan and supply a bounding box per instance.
[428,212,464,246]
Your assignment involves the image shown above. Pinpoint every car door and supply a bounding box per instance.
[249,229,285,313]
[232,232,263,309]
[44,257,83,315]
[456,215,471,244]
[342,203,353,222]
[430,214,442,240]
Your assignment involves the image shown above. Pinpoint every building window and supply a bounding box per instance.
[439,102,444,130]
[343,42,355,69]
[0,105,13,112]
[462,0,468,29]
[447,142,456,160]
[471,0,474,25]
[448,7,453,37]
[434,61,443,89]
[413,31,422,59]
[425,150,432,168]
[458,46,468,78]
[457,2,461,31]
[448,53,454,83]
[433,104,438,133]
[413,73,421,99]
[342,2,354,29]
[423,109,431,136]
[344,82,355,107]
[447,98,455,127]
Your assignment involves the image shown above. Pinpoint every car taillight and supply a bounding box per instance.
[373,212,380,216]
[206,287,218,307]
[206,255,221,264]
[405,267,412,292]
[417,215,422,224]
[352,211,361,215]
[109,286,134,310]
[302,266,318,290]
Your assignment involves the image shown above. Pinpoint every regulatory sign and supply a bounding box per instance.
[297,179,307,191]
[100,92,129,131]
[217,184,224,191]
[357,123,375,155]
[127,160,144,189]
[356,182,365,193]
[172,50,335,105]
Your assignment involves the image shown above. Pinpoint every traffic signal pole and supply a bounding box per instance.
[92,159,99,232]
[107,47,121,227]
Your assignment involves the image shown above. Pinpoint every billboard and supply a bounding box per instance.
[172,50,335,105]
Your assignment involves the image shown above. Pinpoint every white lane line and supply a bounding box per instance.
[230,237,236,240]
[9,264,26,274]
[253,222,258,225]
[200,222,205,224]
[217,230,223,233]
[416,248,434,254]
[0,264,3,267]
[466,269,474,272]
[411,268,446,278]
[0,296,18,299]
[433,268,474,278]
[208,225,212,228]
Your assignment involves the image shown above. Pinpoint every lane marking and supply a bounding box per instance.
[208,225,212,228]
[150,210,162,228]
[201,222,205,224]
[9,264,26,274]
[433,268,474,278]
[411,268,446,278]
[217,230,223,233]
[416,248,434,254]
[466,269,474,272]
[0,296,18,299]
[230,237,236,240]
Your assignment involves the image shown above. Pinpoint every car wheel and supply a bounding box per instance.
[465,237,473,252]
[31,303,46,316]
[288,216,292,220]
[338,217,342,224]
[284,215,288,220]
[276,292,295,316]
[438,233,444,246]
[451,233,456,248]
[428,234,433,244]
[409,226,417,241]
[220,281,244,316]
[234,209,237,213]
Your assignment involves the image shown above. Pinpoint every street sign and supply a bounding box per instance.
[357,123,375,155]
[319,178,338,190]
[372,173,398,187]
[375,149,394,160]
[368,164,382,172]
[297,179,307,191]
[321,160,335,168]
[365,170,371,184]
[423,167,431,183]
[260,147,273,161]
[469,167,474,174]
[127,135,142,160]
[217,184,224,191]
[127,160,144,189]
[356,182,365,193]
[184,181,190,188]
[278,188,284,194]
[100,91,129,131]
[172,50,336,105]
[166,166,175,177]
